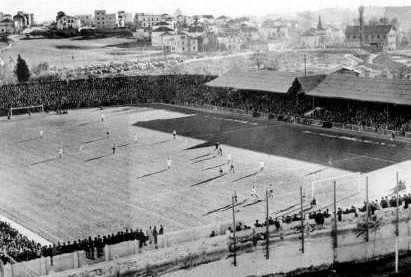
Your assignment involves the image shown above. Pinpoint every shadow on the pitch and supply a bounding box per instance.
[232,172,259,183]
[191,153,211,160]
[76,122,90,127]
[202,163,227,171]
[185,141,214,151]
[118,143,130,148]
[83,137,107,144]
[136,169,168,179]
[30,157,59,166]
[151,139,172,146]
[192,156,216,164]
[242,199,264,208]
[18,137,39,143]
[84,153,112,162]
[191,174,225,187]
[203,199,247,216]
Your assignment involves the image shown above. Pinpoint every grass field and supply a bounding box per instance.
[2,37,164,69]
[0,105,410,244]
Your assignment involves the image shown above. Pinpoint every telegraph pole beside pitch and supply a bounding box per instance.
[232,195,237,266]
[266,189,269,259]
[304,54,307,77]
[365,176,369,242]
[333,180,338,248]
[395,172,399,273]
[300,186,304,253]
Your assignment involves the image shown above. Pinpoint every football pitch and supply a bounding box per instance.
[0,105,410,243]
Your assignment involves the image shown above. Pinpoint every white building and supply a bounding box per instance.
[260,25,289,41]
[118,11,133,27]
[57,15,81,30]
[94,10,118,29]
[134,13,162,29]
[77,14,93,27]
[162,33,198,52]
[0,19,15,35]
[151,27,176,47]
[217,35,243,51]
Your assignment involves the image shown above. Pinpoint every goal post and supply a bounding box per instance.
[310,172,363,206]
[9,104,44,119]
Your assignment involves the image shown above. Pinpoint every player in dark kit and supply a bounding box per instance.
[112,143,116,155]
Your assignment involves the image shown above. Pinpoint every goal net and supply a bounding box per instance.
[9,104,44,119]
[310,172,363,209]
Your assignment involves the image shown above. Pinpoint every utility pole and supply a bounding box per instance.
[300,186,304,253]
[266,189,269,259]
[395,172,399,273]
[304,54,307,77]
[232,195,237,267]
[333,180,338,248]
[365,176,369,242]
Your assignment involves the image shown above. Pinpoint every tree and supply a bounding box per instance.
[56,11,66,22]
[14,54,30,83]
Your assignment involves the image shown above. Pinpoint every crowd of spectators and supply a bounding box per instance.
[0,224,164,265]
[245,192,411,238]
[1,74,411,134]
[310,100,411,134]
[0,221,42,264]
[50,57,186,80]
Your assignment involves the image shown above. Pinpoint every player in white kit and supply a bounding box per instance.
[259,161,265,172]
[101,114,105,123]
[251,185,258,200]
[172,130,177,139]
[167,157,172,169]
[227,153,232,165]
[58,147,63,158]
[40,129,44,139]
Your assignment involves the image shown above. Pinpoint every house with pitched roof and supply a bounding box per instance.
[345,24,397,51]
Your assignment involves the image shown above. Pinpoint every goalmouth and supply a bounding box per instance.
[9,104,44,119]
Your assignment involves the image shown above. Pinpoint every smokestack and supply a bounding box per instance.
[359,6,364,48]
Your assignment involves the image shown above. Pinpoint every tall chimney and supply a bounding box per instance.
[359,6,364,48]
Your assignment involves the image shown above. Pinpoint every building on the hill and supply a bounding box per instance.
[117,11,133,28]
[162,33,198,52]
[2,14,12,21]
[299,16,328,48]
[13,11,33,32]
[215,15,229,27]
[76,14,93,27]
[345,24,397,51]
[134,13,162,29]
[217,35,243,51]
[299,16,343,48]
[260,24,289,41]
[57,15,81,33]
[94,10,118,29]
[151,26,176,47]
[199,15,215,25]
[0,18,15,35]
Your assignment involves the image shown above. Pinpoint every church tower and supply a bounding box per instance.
[317,15,324,30]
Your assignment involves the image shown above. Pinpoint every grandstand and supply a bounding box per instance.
[1,71,411,272]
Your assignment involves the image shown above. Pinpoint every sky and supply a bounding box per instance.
[2,0,411,22]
